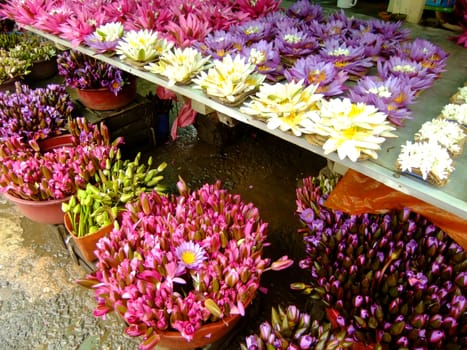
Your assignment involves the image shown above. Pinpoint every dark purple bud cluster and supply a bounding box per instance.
[0,82,72,141]
[294,175,467,349]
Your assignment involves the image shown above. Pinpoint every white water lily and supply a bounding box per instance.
[397,140,454,182]
[192,54,265,103]
[144,47,211,85]
[240,80,324,136]
[94,22,124,42]
[116,29,173,63]
[321,126,387,162]
[318,97,390,131]
[311,97,397,161]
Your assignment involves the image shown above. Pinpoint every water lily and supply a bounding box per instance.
[274,26,319,62]
[164,12,211,48]
[313,98,397,161]
[233,18,274,44]
[117,29,172,64]
[194,30,243,60]
[240,40,282,80]
[192,54,265,104]
[84,21,124,53]
[286,0,325,24]
[396,140,454,183]
[284,55,349,97]
[240,80,324,136]
[144,47,211,86]
[377,55,436,92]
[397,38,448,75]
[348,75,416,126]
[319,39,373,77]
[57,50,133,95]
[0,82,71,141]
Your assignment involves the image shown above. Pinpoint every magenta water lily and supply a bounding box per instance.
[77,179,292,349]
[293,175,467,349]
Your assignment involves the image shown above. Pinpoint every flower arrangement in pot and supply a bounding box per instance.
[77,178,293,349]
[0,115,122,224]
[292,175,467,349]
[0,82,71,142]
[57,50,137,110]
[61,149,168,262]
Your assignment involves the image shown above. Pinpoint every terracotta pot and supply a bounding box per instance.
[156,312,241,350]
[64,213,113,262]
[2,191,70,224]
[76,78,137,111]
[1,134,76,224]
[27,57,58,81]
[38,134,74,151]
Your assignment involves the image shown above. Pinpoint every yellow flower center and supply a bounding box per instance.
[245,26,260,35]
[348,104,365,119]
[308,70,327,84]
[284,34,302,44]
[181,250,196,265]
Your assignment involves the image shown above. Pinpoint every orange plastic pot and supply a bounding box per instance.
[64,213,113,262]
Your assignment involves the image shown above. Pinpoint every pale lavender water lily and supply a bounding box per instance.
[347,75,416,125]
[232,18,274,44]
[286,0,325,24]
[346,31,384,58]
[83,33,120,53]
[194,30,243,60]
[377,56,436,92]
[397,38,449,75]
[367,19,411,42]
[307,18,349,42]
[259,10,302,36]
[274,26,319,61]
[284,55,349,97]
[240,40,282,80]
[319,38,373,76]
[327,9,365,30]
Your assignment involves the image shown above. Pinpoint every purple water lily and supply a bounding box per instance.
[284,55,349,97]
[286,0,325,24]
[319,38,373,77]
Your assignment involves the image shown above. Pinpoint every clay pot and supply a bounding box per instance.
[1,134,76,225]
[64,213,113,262]
[76,78,137,111]
[2,191,70,225]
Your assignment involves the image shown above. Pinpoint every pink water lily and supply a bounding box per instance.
[164,12,211,48]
